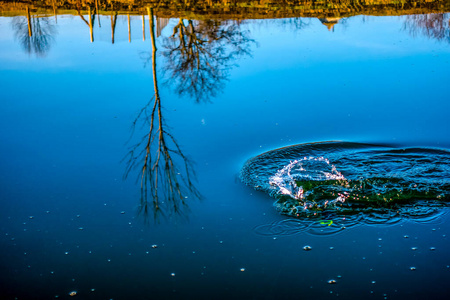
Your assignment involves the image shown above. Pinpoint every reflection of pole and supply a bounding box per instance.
[111,12,117,44]
[128,14,131,43]
[52,0,57,23]
[142,15,146,41]
[96,0,101,28]
[26,6,32,37]
[89,6,94,42]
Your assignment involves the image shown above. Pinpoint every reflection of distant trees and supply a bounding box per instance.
[162,19,254,102]
[125,9,201,222]
[404,13,450,43]
[11,15,57,57]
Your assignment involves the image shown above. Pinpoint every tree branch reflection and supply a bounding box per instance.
[404,13,450,43]
[162,19,254,102]
[124,8,200,222]
[11,8,57,57]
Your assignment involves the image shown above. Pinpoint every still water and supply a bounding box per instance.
[1,4,450,300]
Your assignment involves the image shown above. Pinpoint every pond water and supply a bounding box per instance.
[1,4,450,300]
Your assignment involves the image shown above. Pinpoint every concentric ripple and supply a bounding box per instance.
[241,141,450,232]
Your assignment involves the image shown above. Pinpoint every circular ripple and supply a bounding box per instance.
[241,141,450,232]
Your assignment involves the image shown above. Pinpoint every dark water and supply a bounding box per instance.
[1,6,450,300]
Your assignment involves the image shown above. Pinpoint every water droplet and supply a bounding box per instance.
[303,245,312,251]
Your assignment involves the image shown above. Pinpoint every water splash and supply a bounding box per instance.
[241,141,450,228]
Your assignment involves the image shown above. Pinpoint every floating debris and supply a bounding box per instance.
[303,245,312,251]
[240,268,246,272]
[404,235,409,238]
[171,273,176,277]
[68,291,77,296]
[411,247,418,251]
[327,279,337,284]
[151,244,158,249]
[410,267,416,271]
[120,211,125,214]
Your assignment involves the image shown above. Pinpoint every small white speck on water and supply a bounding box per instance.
[171,273,176,277]
[90,289,95,292]
[430,247,436,251]
[151,244,158,248]
[329,247,334,250]
[78,227,83,230]
[120,211,125,214]
[107,259,111,262]
[327,279,336,284]
[404,235,409,238]
[372,281,376,284]
[410,267,416,271]
[65,252,69,255]
[240,268,245,272]
[303,245,312,251]
[68,291,77,296]
[411,247,418,251]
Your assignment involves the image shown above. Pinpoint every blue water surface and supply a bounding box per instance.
[1,13,450,299]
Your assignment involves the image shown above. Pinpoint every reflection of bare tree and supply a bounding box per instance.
[124,9,200,222]
[404,13,450,43]
[11,10,57,57]
[162,19,254,102]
